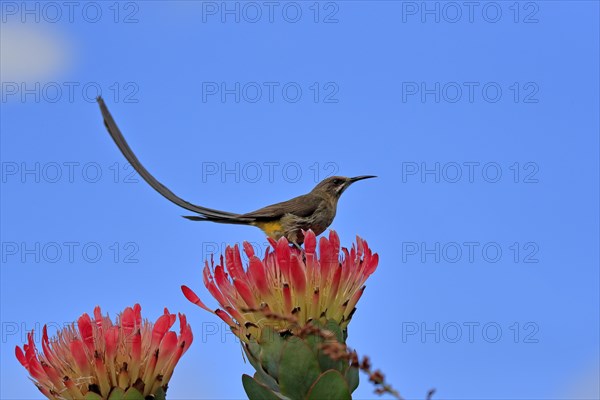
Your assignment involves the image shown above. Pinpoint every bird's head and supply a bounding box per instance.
[312,175,377,198]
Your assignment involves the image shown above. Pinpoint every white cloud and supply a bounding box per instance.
[0,23,71,83]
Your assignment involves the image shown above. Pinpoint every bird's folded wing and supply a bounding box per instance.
[241,194,319,220]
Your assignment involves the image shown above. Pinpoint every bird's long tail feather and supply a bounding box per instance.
[96,96,247,221]
[182,215,254,224]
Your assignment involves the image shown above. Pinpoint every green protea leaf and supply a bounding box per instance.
[253,370,280,393]
[150,387,167,400]
[317,348,345,373]
[242,374,286,400]
[279,338,321,399]
[305,321,324,355]
[309,320,347,373]
[124,388,147,400]
[84,393,103,400]
[258,326,286,380]
[306,370,352,400]
[107,388,126,400]
[324,320,345,344]
[345,365,360,393]
[245,343,280,391]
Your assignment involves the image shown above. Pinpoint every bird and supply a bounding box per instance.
[96,96,375,244]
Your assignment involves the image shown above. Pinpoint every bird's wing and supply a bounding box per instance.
[96,96,239,219]
[241,194,320,220]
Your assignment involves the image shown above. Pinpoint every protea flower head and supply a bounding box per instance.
[182,229,378,341]
[15,304,193,400]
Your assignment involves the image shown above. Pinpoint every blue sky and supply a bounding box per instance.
[1,1,599,399]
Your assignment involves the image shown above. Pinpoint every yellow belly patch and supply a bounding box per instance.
[253,221,284,239]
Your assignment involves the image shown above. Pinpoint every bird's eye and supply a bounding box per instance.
[333,179,342,185]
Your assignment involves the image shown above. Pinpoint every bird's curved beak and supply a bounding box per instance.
[349,175,377,183]
[337,175,376,195]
